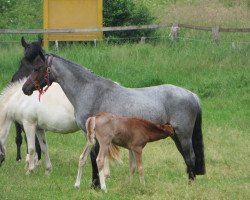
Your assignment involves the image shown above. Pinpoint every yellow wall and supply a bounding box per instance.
[43,0,103,48]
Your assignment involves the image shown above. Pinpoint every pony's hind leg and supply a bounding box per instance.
[178,136,196,181]
[36,129,52,175]
[15,122,23,162]
[75,142,94,189]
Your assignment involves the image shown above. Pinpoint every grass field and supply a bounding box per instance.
[0,36,249,200]
[0,0,249,199]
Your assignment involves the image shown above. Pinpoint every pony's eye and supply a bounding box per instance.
[34,68,40,72]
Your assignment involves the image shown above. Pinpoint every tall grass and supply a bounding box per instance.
[0,38,249,199]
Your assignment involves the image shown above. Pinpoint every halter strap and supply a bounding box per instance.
[29,55,53,102]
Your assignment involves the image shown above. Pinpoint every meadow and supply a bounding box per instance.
[0,0,249,199]
[0,34,249,200]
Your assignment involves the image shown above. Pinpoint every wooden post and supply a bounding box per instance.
[140,37,146,44]
[212,27,220,44]
[55,40,59,51]
[43,0,49,49]
[170,23,179,41]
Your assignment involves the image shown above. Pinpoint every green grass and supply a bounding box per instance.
[0,38,249,199]
[0,0,249,199]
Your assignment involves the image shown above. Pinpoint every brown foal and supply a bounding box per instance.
[75,112,175,192]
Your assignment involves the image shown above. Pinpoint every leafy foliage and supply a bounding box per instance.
[103,0,156,41]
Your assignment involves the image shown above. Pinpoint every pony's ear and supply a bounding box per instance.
[39,51,45,61]
[21,37,28,48]
[38,35,43,46]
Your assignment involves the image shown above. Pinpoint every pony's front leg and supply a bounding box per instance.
[23,121,36,175]
[75,142,93,189]
[90,143,101,189]
[36,129,52,175]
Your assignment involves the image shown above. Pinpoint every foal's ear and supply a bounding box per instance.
[39,51,45,61]
[38,35,43,46]
[21,37,28,48]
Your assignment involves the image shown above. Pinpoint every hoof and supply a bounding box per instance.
[105,174,111,180]
[101,186,107,193]
[74,183,80,190]
[26,170,33,175]
[45,170,52,176]
[91,179,100,190]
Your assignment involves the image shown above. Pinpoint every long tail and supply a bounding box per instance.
[192,106,205,175]
[85,117,121,163]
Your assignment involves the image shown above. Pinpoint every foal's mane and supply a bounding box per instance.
[0,78,27,105]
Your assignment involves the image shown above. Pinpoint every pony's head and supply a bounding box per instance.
[22,52,54,96]
[21,36,43,61]
[0,141,5,166]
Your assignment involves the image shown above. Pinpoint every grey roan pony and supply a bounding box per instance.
[22,51,205,188]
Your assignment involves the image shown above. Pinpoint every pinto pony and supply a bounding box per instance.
[75,112,175,192]
[12,37,44,162]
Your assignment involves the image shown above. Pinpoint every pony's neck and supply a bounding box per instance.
[50,55,103,108]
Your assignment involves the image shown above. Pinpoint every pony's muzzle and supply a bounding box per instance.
[22,83,34,96]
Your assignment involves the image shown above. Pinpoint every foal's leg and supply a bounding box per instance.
[104,157,110,180]
[75,142,94,189]
[36,129,52,175]
[132,147,145,185]
[96,144,109,193]
[15,122,23,162]
[23,121,36,174]
[129,150,136,182]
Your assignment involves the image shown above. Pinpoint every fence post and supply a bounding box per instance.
[140,36,146,44]
[55,40,59,51]
[170,23,179,41]
[212,27,220,44]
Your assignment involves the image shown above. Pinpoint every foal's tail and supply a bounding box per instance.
[108,144,122,164]
[192,104,206,175]
[85,117,121,163]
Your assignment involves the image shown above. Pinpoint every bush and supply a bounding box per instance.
[103,0,156,42]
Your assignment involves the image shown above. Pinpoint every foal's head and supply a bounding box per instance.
[159,123,175,136]
[21,36,43,61]
[22,53,54,96]
[0,141,5,166]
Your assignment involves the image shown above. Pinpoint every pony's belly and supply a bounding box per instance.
[37,115,79,133]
